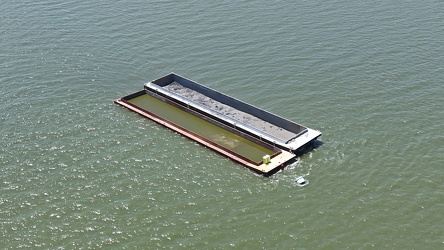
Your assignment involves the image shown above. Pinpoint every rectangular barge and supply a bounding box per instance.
[115,73,321,175]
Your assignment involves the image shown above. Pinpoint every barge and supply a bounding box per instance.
[115,73,321,175]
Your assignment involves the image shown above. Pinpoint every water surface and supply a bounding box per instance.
[1,0,443,249]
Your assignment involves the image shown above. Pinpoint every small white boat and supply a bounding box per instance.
[295,176,309,187]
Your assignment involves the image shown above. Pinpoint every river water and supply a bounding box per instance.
[1,1,443,249]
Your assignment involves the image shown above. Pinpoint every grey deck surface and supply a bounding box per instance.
[163,81,297,141]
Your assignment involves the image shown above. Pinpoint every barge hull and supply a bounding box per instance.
[145,73,321,151]
[115,91,296,175]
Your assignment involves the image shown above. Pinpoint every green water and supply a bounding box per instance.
[2,0,443,249]
[127,94,275,163]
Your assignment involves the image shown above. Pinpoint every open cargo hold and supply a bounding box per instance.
[115,73,321,175]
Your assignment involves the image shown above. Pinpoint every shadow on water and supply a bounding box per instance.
[294,139,324,157]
